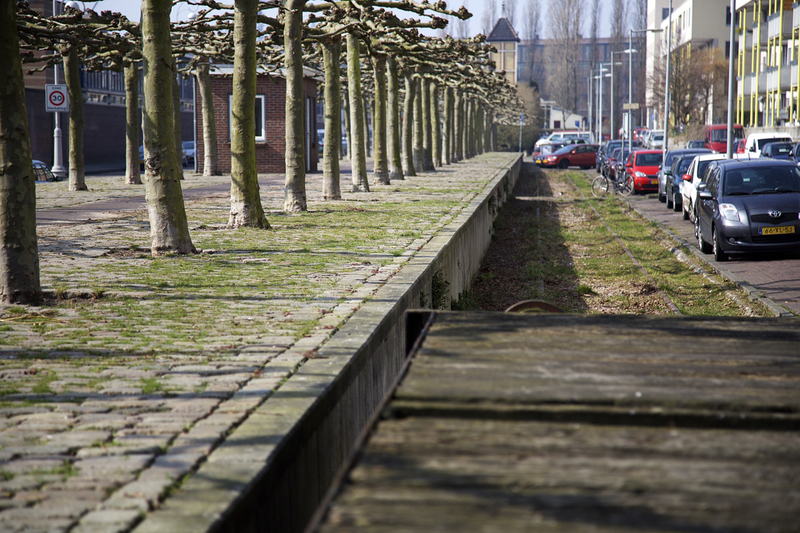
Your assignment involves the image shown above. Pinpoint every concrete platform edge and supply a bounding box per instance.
[131,154,523,533]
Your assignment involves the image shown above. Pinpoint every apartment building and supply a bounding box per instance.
[733,0,800,128]
[646,0,733,129]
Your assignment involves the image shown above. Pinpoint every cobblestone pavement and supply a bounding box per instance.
[0,154,517,533]
[624,186,800,317]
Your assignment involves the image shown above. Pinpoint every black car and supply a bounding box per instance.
[665,154,696,211]
[761,141,793,160]
[597,140,624,174]
[696,159,800,261]
[658,148,711,203]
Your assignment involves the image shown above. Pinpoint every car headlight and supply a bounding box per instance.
[546,156,557,161]
[634,171,647,177]
[719,203,741,222]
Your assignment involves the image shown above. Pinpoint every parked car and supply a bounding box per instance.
[539,144,599,169]
[790,143,800,165]
[624,150,662,194]
[605,148,623,180]
[596,140,623,174]
[703,124,745,153]
[696,159,800,261]
[613,148,634,181]
[649,131,665,149]
[760,141,793,160]
[665,154,697,211]
[686,140,705,149]
[734,139,746,157]
[681,153,727,222]
[657,148,711,203]
[32,160,59,182]
[182,141,195,166]
[741,132,793,159]
[633,127,647,146]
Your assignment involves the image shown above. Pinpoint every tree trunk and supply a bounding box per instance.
[443,86,452,165]
[431,81,441,167]
[346,34,369,192]
[387,56,403,180]
[343,87,351,160]
[141,0,195,254]
[454,90,463,162]
[172,56,184,180]
[421,78,434,171]
[362,96,370,158]
[64,48,87,191]
[228,0,268,228]
[477,104,484,155]
[372,55,389,185]
[284,0,307,212]
[402,71,416,177]
[0,0,40,303]
[196,58,221,176]
[125,62,142,184]
[321,37,342,200]
[412,76,423,172]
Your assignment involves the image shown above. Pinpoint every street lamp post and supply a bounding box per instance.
[726,0,736,159]
[51,0,67,179]
[609,56,624,141]
[595,66,611,142]
[588,74,593,143]
[663,0,674,159]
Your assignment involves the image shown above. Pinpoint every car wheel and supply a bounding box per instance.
[666,192,673,209]
[713,227,728,262]
[696,216,712,254]
[559,159,570,169]
[658,183,665,202]
[673,194,681,212]
[682,202,690,220]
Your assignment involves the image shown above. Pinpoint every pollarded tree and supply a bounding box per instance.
[141,0,195,254]
[0,0,40,303]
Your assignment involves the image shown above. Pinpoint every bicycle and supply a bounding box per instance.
[591,173,632,198]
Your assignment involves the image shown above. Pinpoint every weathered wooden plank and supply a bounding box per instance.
[313,312,800,533]
[396,314,800,416]
[320,418,800,533]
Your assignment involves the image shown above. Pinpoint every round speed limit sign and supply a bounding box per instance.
[45,84,68,112]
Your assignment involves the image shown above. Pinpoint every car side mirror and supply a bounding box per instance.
[682,174,692,181]
[697,183,707,191]
[698,190,712,199]
[664,169,672,176]
[626,163,632,167]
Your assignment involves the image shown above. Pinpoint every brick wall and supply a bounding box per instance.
[196,75,318,174]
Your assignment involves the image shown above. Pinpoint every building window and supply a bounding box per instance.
[229,94,266,142]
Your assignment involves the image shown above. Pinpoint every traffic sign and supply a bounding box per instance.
[46,84,68,112]
[622,103,640,110]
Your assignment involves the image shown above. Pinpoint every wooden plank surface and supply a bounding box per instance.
[315,312,800,532]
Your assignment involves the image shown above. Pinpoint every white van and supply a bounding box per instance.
[740,132,793,159]
[535,130,592,148]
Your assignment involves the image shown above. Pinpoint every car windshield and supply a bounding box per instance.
[696,160,715,179]
[711,129,727,142]
[767,143,793,155]
[673,158,693,175]
[653,134,664,141]
[554,145,574,154]
[635,153,662,166]
[723,166,800,195]
[756,138,789,150]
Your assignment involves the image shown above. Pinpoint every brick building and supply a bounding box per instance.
[195,65,319,174]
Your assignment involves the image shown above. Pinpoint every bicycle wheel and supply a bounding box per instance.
[591,176,609,198]
[620,177,633,196]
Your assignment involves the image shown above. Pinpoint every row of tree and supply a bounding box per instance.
[0,0,523,303]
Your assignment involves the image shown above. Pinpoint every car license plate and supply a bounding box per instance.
[650,179,658,185]
[758,226,795,236]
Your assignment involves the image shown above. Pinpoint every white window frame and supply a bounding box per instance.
[229,94,266,142]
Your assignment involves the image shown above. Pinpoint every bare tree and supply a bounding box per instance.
[632,0,648,128]
[482,0,498,36]
[520,0,542,84]
[504,0,518,27]
[589,0,601,102]
[0,0,40,303]
[548,0,585,127]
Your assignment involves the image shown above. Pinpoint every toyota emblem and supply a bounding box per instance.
[769,210,782,218]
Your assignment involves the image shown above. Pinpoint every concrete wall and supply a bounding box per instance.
[133,153,522,533]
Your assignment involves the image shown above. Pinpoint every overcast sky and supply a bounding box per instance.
[90,0,615,38]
